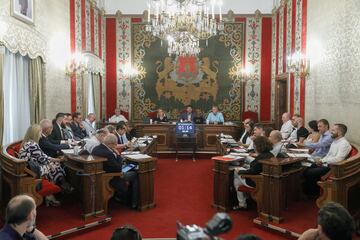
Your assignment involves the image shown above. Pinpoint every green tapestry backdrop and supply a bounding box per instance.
[131,23,244,121]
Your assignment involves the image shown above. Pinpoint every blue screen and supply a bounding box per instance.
[176,123,195,135]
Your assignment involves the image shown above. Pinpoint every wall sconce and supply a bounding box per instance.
[236,65,256,82]
[66,52,88,76]
[120,63,139,83]
[66,52,104,77]
[287,51,310,78]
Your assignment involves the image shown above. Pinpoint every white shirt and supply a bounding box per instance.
[82,119,96,137]
[109,114,128,123]
[321,137,351,165]
[239,131,253,146]
[84,136,100,153]
[271,142,284,157]
[280,120,293,139]
[287,127,297,142]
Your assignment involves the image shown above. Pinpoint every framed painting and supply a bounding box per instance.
[11,0,34,24]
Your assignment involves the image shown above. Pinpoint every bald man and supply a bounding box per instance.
[0,195,48,240]
[92,134,139,209]
[280,112,293,139]
[269,130,285,157]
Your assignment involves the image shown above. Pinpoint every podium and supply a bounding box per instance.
[175,122,197,161]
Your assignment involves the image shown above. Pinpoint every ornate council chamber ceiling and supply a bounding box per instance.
[131,23,244,121]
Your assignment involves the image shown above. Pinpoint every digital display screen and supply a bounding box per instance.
[176,123,195,135]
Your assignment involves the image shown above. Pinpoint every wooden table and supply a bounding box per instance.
[258,157,304,223]
[64,154,107,219]
[124,137,157,210]
[136,123,240,153]
[212,157,241,211]
[124,155,156,210]
[64,138,158,217]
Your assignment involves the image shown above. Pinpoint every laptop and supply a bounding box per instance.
[194,117,204,124]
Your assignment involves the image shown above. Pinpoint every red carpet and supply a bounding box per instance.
[9,158,323,239]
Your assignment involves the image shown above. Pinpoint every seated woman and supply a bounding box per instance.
[233,136,274,209]
[154,109,168,123]
[238,119,254,148]
[303,120,321,144]
[19,124,70,206]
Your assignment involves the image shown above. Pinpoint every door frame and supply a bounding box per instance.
[274,73,289,130]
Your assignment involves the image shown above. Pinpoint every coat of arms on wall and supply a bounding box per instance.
[132,23,244,121]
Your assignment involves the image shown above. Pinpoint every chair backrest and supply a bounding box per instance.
[148,111,157,120]
[6,142,22,158]
[242,111,259,123]
[120,111,129,121]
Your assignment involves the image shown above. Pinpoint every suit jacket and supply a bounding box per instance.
[49,123,65,142]
[238,151,274,187]
[92,143,123,173]
[179,112,196,122]
[70,122,87,139]
[39,136,69,158]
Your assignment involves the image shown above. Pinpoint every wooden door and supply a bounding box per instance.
[275,74,288,130]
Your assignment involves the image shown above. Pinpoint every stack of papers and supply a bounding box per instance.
[125,154,152,160]
[288,148,309,153]
[62,149,75,154]
[287,153,312,158]
[121,151,141,155]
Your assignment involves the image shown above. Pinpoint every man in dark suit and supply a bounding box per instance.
[92,134,139,209]
[178,105,196,122]
[70,112,87,139]
[49,112,66,142]
[39,119,69,157]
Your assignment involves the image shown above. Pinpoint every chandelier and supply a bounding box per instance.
[146,0,224,56]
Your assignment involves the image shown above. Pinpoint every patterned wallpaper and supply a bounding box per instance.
[306,0,360,143]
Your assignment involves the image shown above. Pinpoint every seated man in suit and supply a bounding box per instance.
[109,108,128,123]
[39,119,70,158]
[70,112,87,139]
[82,113,97,137]
[233,136,274,209]
[206,106,224,124]
[49,113,66,142]
[92,134,139,209]
[84,129,109,154]
[303,123,351,196]
[179,105,196,122]
[114,122,130,150]
[62,113,76,140]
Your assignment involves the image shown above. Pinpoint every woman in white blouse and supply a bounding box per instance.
[238,119,254,148]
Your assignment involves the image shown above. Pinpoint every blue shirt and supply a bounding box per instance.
[206,112,224,123]
[305,130,333,158]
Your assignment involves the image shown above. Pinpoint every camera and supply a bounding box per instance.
[176,213,232,240]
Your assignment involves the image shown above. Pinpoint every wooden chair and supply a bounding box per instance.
[0,141,43,216]
[316,144,360,228]
[242,111,259,123]
[101,172,124,215]
[238,174,264,213]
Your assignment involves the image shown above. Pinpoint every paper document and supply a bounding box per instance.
[287,153,311,158]
[62,149,75,154]
[125,154,151,160]
[121,151,141,155]
[288,148,309,153]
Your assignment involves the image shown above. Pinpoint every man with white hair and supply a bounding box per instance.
[109,108,128,123]
[84,129,109,153]
[82,113,97,137]
[39,119,69,157]
[92,134,139,209]
[269,130,285,157]
[0,195,48,240]
[280,112,293,139]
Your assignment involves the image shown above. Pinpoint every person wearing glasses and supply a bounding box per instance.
[238,118,254,148]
